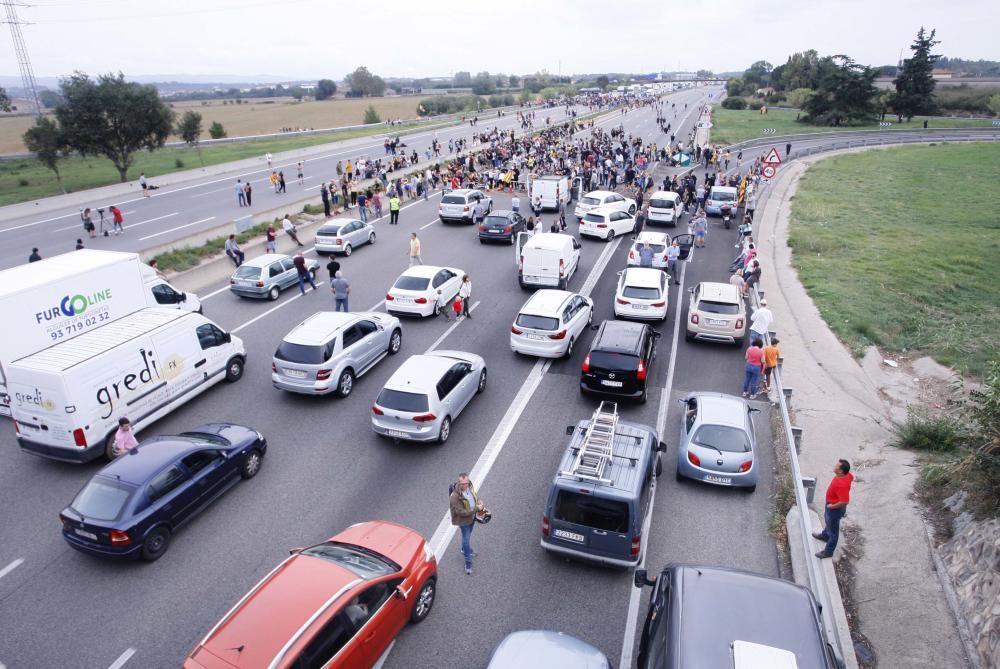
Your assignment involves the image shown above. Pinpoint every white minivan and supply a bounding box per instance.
[516,232,582,290]
[9,308,246,463]
[646,191,683,227]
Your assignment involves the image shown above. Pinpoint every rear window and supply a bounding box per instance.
[623,286,661,300]
[583,213,605,223]
[316,225,342,236]
[634,243,665,254]
[554,491,629,533]
[580,196,601,206]
[394,276,430,291]
[301,542,400,579]
[649,199,675,209]
[483,215,510,227]
[71,478,135,521]
[516,314,559,330]
[589,351,639,371]
[697,300,741,315]
[376,389,429,413]
[233,266,261,279]
[442,195,466,204]
[693,425,751,453]
[710,190,736,202]
[275,341,328,364]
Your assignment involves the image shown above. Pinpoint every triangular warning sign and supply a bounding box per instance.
[762,147,782,165]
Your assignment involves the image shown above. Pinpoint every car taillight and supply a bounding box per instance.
[335,239,343,245]
[230,279,235,284]
[518,255,524,272]
[256,281,265,287]
[110,530,131,545]
[415,297,428,304]
[597,223,608,228]
[316,369,332,381]
[542,515,550,537]
[582,353,591,373]
[662,255,669,262]
[691,313,700,324]
[73,428,87,448]
[637,360,647,381]
[652,301,666,307]
[559,258,565,277]
[631,534,641,557]
[511,325,523,335]
[616,298,629,305]
[629,250,635,260]
[463,206,470,211]
[688,451,701,467]
[412,413,437,422]
[504,225,513,233]
[271,362,277,373]
[739,460,753,473]
[735,318,744,329]
[372,405,384,416]
[479,224,486,231]
[386,293,395,301]
[549,329,567,340]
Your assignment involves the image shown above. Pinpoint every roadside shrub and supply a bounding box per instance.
[958,361,1000,513]
[17,178,29,187]
[747,100,764,111]
[208,121,226,139]
[722,97,746,110]
[363,105,381,124]
[174,158,184,169]
[892,408,966,452]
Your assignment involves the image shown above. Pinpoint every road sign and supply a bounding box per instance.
[762,128,777,135]
[762,165,777,179]
[993,120,1000,127]
[879,121,893,127]
[761,147,782,165]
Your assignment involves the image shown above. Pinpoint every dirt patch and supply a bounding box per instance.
[834,525,879,668]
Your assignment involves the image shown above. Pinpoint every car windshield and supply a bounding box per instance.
[589,351,639,371]
[554,491,629,533]
[71,478,135,521]
[317,225,342,236]
[274,341,328,364]
[711,191,736,202]
[483,216,510,227]
[233,266,261,280]
[442,195,466,204]
[693,424,751,453]
[698,300,740,315]
[583,213,606,223]
[377,389,429,413]
[649,199,675,209]
[516,314,559,330]
[623,286,661,300]
[580,196,601,206]
[301,542,400,579]
[177,432,231,446]
[394,276,430,291]
[634,243,665,254]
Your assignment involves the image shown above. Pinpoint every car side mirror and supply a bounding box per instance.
[634,569,655,588]
[289,547,304,555]
[749,407,761,414]
[566,425,576,435]
[394,585,409,601]
[688,287,695,294]
[179,292,187,302]
[590,324,600,331]
[652,331,662,338]
[658,441,668,453]
[223,332,232,343]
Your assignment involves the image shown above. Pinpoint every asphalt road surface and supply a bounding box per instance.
[0,86,787,669]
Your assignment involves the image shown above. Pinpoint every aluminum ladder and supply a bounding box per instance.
[562,401,618,484]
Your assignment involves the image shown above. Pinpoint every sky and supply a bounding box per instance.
[0,0,996,83]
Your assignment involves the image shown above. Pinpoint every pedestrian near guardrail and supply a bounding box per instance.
[28,248,41,263]
[293,251,316,295]
[813,460,854,559]
[743,338,765,399]
[749,298,773,341]
[320,183,331,217]
[762,338,780,393]
[266,224,277,253]
[225,234,245,267]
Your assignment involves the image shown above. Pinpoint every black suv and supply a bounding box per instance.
[478,209,527,244]
[580,320,659,403]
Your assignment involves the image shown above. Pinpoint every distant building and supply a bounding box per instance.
[931,69,954,79]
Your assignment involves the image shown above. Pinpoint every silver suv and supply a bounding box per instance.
[314,218,376,256]
[272,311,402,397]
[439,189,492,224]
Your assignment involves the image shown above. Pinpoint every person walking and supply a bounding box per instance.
[330,271,350,312]
[320,183,331,217]
[408,233,422,266]
[449,473,482,575]
[743,338,765,399]
[296,161,305,185]
[813,460,854,559]
[785,142,792,159]
[28,248,41,263]
[282,215,303,246]
[638,240,654,268]
[110,205,125,234]
[269,171,279,193]
[749,298,773,340]
[357,191,368,223]
[113,416,139,457]
[139,173,150,197]
[762,337,780,393]
[458,274,472,318]
[558,198,567,229]
[244,180,253,207]
[729,268,745,295]
[224,234,245,267]
[693,210,707,247]
[265,152,273,168]
[666,238,681,284]
[511,194,521,214]
[389,194,401,225]
[278,171,287,194]
[293,251,316,295]
[236,179,246,207]
[436,289,452,321]
[266,224,277,253]
[326,256,340,281]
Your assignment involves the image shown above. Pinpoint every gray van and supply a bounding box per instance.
[541,401,665,568]
[634,563,843,669]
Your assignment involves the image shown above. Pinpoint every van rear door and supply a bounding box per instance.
[515,232,532,267]
[549,488,632,561]
[522,248,559,286]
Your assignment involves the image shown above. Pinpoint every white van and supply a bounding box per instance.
[9,308,246,463]
[646,191,683,227]
[528,175,572,211]
[516,232,582,290]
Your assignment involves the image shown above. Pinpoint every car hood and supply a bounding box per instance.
[333,521,425,568]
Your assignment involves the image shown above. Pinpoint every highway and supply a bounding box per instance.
[0,85,785,669]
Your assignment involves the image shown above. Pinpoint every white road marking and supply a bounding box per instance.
[418,218,438,230]
[371,640,396,669]
[230,281,326,334]
[107,648,136,669]
[138,217,215,241]
[120,212,179,230]
[425,301,480,353]
[0,558,24,580]
[53,209,136,233]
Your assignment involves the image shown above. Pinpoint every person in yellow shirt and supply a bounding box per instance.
[762,338,780,392]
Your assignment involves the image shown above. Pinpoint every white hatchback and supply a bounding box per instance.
[627,232,670,269]
[510,289,594,358]
[614,268,669,321]
[573,190,637,219]
[580,206,638,240]
[386,265,464,317]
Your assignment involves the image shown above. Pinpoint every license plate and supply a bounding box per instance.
[526,334,545,340]
[705,475,732,485]
[601,380,624,387]
[708,318,727,326]
[284,369,306,379]
[394,297,413,304]
[552,529,585,543]
[239,280,255,286]
[490,230,504,234]
[74,528,98,541]
[633,304,648,310]
[525,275,540,282]
[386,429,410,438]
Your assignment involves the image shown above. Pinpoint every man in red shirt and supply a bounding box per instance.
[813,459,853,558]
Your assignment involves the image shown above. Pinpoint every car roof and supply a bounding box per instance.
[689,392,749,428]
[398,265,455,279]
[586,206,626,217]
[384,352,464,392]
[97,436,208,486]
[593,320,646,353]
[583,190,616,199]
[555,418,656,496]
[243,254,289,267]
[318,219,363,231]
[486,209,517,218]
[622,268,665,287]
[664,564,830,668]
[489,630,609,668]
[635,232,669,245]
[696,282,741,304]
[520,289,575,316]
[283,312,358,344]
[710,185,738,193]
[525,233,574,250]
[650,190,679,199]
[445,188,477,197]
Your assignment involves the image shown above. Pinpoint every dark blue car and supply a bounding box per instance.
[59,423,267,562]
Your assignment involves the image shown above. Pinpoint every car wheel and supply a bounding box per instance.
[310,268,317,280]
[337,369,354,397]
[745,484,757,494]
[476,369,488,394]
[605,229,614,241]
[268,285,280,301]
[141,527,171,562]
[734,337,744,347]
[686,331,695,342]
[410,577,437,624]
[639,387,648,404]
[388,329,402,355]
[103,431,119,460]
[565,337,575,358]
[369,232,376,245]
[676,468,684,483]
[225,357,245,382]
[241,448,263,479]
[655,456,663,477]
[438,416,452,443]
[558,278,567,290]
[343,243,353,256]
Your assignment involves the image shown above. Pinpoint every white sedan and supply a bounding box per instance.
[614,268,669,321]
[386,265,464,318]
[574,190,637,219]
[627,232,671,269]
[580,206,639,241]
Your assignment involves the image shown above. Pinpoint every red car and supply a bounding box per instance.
[184,521,437,669]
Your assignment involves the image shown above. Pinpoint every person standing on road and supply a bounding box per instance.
[743,337,765,399]
[293,251,316,295]
[813,460,854,559]
[408,232,422,266]
[729,268,745,295]
[110,205,125,234]
[558,199,567,229]
[436,289,452,321]
[113,417,139,457]
[666,239,681,284]
[389,194,401,225]
[237,179,246,207]
[331,271,350,312]
[270,171,279,193]
[81,208,96,238]
[749,298,773,340]
[357,191,368,223]
[244,180,253,207]
[785,142,792,159]
[458,274,472,318]
[449,473,482,575]
[282,215,303,246]
[265,152,273,168]
[320,183,331,217]
[473,198,488,226]
[326,256,340,280]
[225,234,245,267]
[762,338,780,393]
[278,171,287,194]
[139,173,150,197]
[296,161,305,185]
[638,240,654,268]
[28,248,41,263]
[266,224,277,253]
[693,210,707,247]
[511,194,521,214]
[745,192,756,222]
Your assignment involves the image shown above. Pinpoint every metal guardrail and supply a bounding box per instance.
[724,127,1000,154]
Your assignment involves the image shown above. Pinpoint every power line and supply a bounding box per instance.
[2,0,43,117]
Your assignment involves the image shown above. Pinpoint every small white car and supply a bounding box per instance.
[614,268,669,321]
[313,219,376,256]
[371,350,487,443]
[580,206,638,241]
[386,266,464,318]
[627,232,670,269]
[574,190,637,219]
[646,191,683,227]
[510,289,594,358]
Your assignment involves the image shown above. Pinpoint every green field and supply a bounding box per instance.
[789,142,1000,376]
[710,107,997,146]
[0,121,424,208]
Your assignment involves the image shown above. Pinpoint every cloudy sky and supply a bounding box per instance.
[1,0,994,82]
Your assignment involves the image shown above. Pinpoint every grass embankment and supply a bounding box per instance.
[710,107,997,145]
[788,142,1000,377]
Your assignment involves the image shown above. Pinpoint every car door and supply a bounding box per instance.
[349,220,366,246]
[178,449,231,516]
[289,610,356,669]
[515,232,531,266]
[150,282,184,309]
[340,324,368,372]
[355,319,382,368]
[567,296,589,339]
[435,367,462,417]
[196,322,231,379]
[439,270,460,300]
[613,211,634,235]
[450,362,478,415]
[672,233,694,260]
[338,578,407,667]
[279,257,297,287]
[143,463,193,528]
[266,260,285,289]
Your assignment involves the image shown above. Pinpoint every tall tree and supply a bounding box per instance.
[777,50,821,91]
[0,87,11,112]
[345,67,386,97]
[23,116,68,192]
[175,110,204,165]
[453,71,472,87]
[892,27,941,121]
[741,60,773,92]
[508,74,520,88]
[315,78,337,100]
[472,72,495,95]
[595,75,610,91]
[55,72,174,182]
[802,56,879,126]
